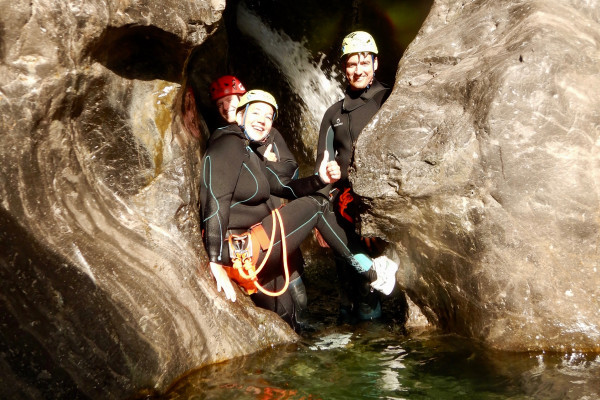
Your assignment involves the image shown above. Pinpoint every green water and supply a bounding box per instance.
[162,322,600,399]
[159,255,599,399]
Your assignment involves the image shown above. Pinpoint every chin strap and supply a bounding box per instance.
[366,54,376,89]
[239,103,251,140]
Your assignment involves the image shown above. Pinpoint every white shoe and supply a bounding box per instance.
[370,255,398,295]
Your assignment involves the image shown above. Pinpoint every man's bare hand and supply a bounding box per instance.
[318,150,341,184]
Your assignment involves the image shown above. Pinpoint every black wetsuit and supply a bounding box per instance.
[200,124,372,283]
[315,79,390,190]
[314,79,391,320]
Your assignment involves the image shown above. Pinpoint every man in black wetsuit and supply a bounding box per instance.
[209,77,308,329]
[200,90,398,325]
[314,31,393,322]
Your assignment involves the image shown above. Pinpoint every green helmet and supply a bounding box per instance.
[236,89,278,120]
[341,31,378,57]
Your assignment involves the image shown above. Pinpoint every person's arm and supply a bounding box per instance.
[314,104,339,175]
[270,128,299,176]
[266,150,339,199]
[253,127,326,198]
[201,136,248,302]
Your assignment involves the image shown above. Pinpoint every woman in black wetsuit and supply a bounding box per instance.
[209,76,307,327]
[200,90,398,303]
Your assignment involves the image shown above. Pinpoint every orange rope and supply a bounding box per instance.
[229,209,290,297]
[253,209,290,297]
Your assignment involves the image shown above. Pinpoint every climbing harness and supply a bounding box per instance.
[226,208,290,297]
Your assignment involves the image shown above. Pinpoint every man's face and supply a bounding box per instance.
[344,53,378,91]
[216,94,240,123]
[236,102,274,142]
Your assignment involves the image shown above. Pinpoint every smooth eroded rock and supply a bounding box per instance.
[353,0,600,352]
[0,0,297,398]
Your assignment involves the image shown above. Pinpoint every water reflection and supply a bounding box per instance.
[162,323,600,399]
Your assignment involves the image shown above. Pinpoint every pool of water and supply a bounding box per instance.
[162,321,600,400]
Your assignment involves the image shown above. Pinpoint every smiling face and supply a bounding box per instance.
[236,101,274,142]
[344,52,378,91]
[216,94,241,124]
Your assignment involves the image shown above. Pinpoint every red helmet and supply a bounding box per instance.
[209,75,246,101]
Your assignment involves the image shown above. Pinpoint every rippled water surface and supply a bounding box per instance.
[162,322,600,400]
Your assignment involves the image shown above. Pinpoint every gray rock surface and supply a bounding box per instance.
[0,0,295,398]
[354,0,600,352]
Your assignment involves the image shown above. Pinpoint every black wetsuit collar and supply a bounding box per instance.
[216,123,270,145]
[342,79,387,112]
[207,124,249,149]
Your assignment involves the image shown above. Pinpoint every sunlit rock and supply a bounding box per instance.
[354,0,600,352]
[0,0,296,398]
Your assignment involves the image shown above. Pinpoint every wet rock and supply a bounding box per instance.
[353,0,600,352]
[0,0,296,398]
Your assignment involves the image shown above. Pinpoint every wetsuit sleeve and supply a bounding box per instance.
[200,136,245,263]
[310,103,340,197]
[265,167,326,199]
[314,104,338,175]
[253,128,323,198]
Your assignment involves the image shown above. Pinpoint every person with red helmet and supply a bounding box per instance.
[208,77,310,330]
[209,75,247,124]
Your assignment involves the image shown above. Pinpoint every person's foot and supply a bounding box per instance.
[370,255,398,295]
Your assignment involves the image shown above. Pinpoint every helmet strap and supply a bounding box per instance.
[239,103,259,141]
[239,103,250,139]
[367,54,376,89]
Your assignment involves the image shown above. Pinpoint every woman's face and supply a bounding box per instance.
[236,102,274,142]
[216,94,240,123]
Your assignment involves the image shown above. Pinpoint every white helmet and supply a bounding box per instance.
[341,31,378,57]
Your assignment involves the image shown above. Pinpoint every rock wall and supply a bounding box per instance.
[354,0,600,352]
[0,0,296,398]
